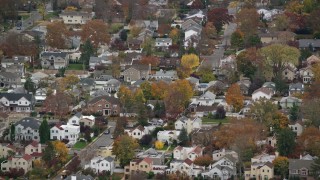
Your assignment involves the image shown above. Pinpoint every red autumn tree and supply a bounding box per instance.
[81,20,111,47]
[207,8,233,32]
[42,91,72,119]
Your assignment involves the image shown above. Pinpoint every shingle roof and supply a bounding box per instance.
[41,51,69,58]
[299,39,320,48]
[88,95,120,105]
[0,72,19,79]
[0,93,33,102]
[184,158,193,166]
[253,87,273,96]
[289,159,313,170]
[15,117,41,130]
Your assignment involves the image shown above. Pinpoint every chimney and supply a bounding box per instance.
[275,151,279,158]
[148,63,151,75]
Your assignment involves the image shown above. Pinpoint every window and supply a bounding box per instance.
[25,102,27,104]
[65,130,68,132]
[101,163,104,166]
[140,165,143,168]
[52,130,54,133]
[105,104,109,108]
[145,165,147,168]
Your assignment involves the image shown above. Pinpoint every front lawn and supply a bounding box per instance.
[202,117,229,124]
[73,141,87,150]
[67,64,84,70]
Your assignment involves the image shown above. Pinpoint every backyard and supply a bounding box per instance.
[202,116,229,124]
[67,63,84,70]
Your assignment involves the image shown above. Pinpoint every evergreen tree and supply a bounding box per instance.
[80,40,94,70]
[276,128,296,156]
[137,105,148,126]
[42,142,55,166]
[178,127,189,146]
[289,104,299,121]
[10,124,15,141]
[24,77,36,94]
[311,157,320,179]
[39,119,50,144]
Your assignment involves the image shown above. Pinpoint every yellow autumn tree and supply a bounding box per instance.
[151,81,169,100]
[181,54,200,69]
[226,83,244,112]
[169,28,180,44]
[52,140,69,163]
[155,140,164,150]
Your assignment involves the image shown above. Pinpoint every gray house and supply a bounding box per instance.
[123,65,151,82]
[289,159,314,179]
[0,72,21,88]
[40,51,69,69]
[15,117,41,141]
[0,93,34,113]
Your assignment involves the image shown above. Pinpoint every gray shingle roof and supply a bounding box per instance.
[0,72,19,79]
[41,52,69,58]
[0,93,33,101]
[299,39,320,48]
[289,159,313,170]
[15,117,41,130]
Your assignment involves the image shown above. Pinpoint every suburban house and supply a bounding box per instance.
[0,72,21,88]
[289,158,314,179]
[50,123,80,144]
[0,143,16,158]
[299,66,314,84]
[30,71,49,84]
[125,157,153,176]
[34,88,47,104]
[298,39,320,51]
[259,31,295,44]
[15,117,41,141]
[168,158,204,178]
[262,82,276,94]
[85,156,114,174]
[86,95,120,116]
[40,51,70,69]
[80,115,95,127]
[289,121,304,136]
[191,91,216,106]
[124,125,147,140]
[122,64,151,82]
[1,56,30,68]
[202,155,237,180]
[0,93,35,113]
[59,11,93,25]
[79,78,96,91]
[158,57,180,69]
[103,79,121,93]
[24,141,46,159]
[3,63,25,77]
[157,130,180,144]
[174,116,202,134]
[282,65,296,81]
[150,69,178,80]
[173,146,203,161]
[237,79,251,95]
[279,96,302,109]
[289,82,304,96]
[89,56,111,70]
[244,162,274,180]
[136,148,165,165]
[68,112,82,125]
[1,154,33,174]
[212,149,238,161]
[252,87,273,101]
[155,38,172,48]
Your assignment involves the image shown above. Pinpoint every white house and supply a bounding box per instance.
[50,123,80,144]
[252,87,273,101]
[168,159,204,177]
[151,69,178,80]
[59,11,93,25]
[15,117,41,141]
[85,156,114,174]
[174,116,202,134]
[155,38,172,48]
[289,121,304,136]
[202,155,237,180]
[68,112,82,125]
[212,149,238,161]
[173,146,203,161]
[80,115,96,127]
[34,88,47,104]
[125,125,147,140]
[191,91,216,106]
[157,130,180,144]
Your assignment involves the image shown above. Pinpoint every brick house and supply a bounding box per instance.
[86,95,120,116]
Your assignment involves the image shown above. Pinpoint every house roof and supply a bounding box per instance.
[0,72,19,79]
[143,157,153,164]
[88,95,120,105]
[191,146,203,155]
[184,158,193,166]
[135,125,145,132]
[200,91,216,100]
[306,55,320,65]
[22,154,33,161]
[253,87,273,96]
[41,51,69,58]
[156,38,172,43]
[289,82,304,90]
[79,78,95,86]
[262,82,276,89]
[289,159,313,170]
[298,39,320,48]
[29,141,39,147]
[60,11,92,17]
[15,117,41,130]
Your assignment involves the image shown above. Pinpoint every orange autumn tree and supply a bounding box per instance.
[140,56,160,67]
[46,21,69,49]
[81,20,110,47]
[151,81,169,100]
[194,155,214,167]
[226,84,244,112]
[298,126,320,157]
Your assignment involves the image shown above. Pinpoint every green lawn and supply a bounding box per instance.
[73,141,87,150]
[67,64,84,70]
[202,117,229,124]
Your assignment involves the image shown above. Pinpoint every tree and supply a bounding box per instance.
[197,65,215,83]
[169,28,180,44]
[231,30,244,50]
[236,49,257,78]
[271,112,289,132]
[151,81,169,100]
[140,134,153,146]
[275,14,290,31]
[259,44,300,79]
[178,128,189,146]
[215,106,226,119]
[250,99,278,125]
[42,142,55,166]
[154,101,166,118]
[203,22,217,39]
[164,80,194,117]
[302,99,320,127]
[309,9,320,33]
[39,119,50,144]
[46,21,69,49]
[24,77,36,94]
[226,84,244,112]
[194,155,214,167]
[117,85,134,114]
[113,117,127,139]
[66,156,81,173]
[0,33,37,57]
[52,140,69,163]
[112,135,139,167]
[140,56,160,67]
[80,40,95,70]
[120,30,128,41]
[140,81,153,100]
[276,128,296,156]
[38,2,46,20]
[273,156,289,178]
[236,8,260,37]
[81,20,110,47]
[311,157,320,179]
[298,126,320,157]
[42,91,72,119]
[207,8,233,32]
[10,124,15,141]
[155,140,164,150]
[181,54,200,69]
[289,104,300,121]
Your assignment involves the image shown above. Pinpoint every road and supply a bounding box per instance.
[199,7,237,70]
